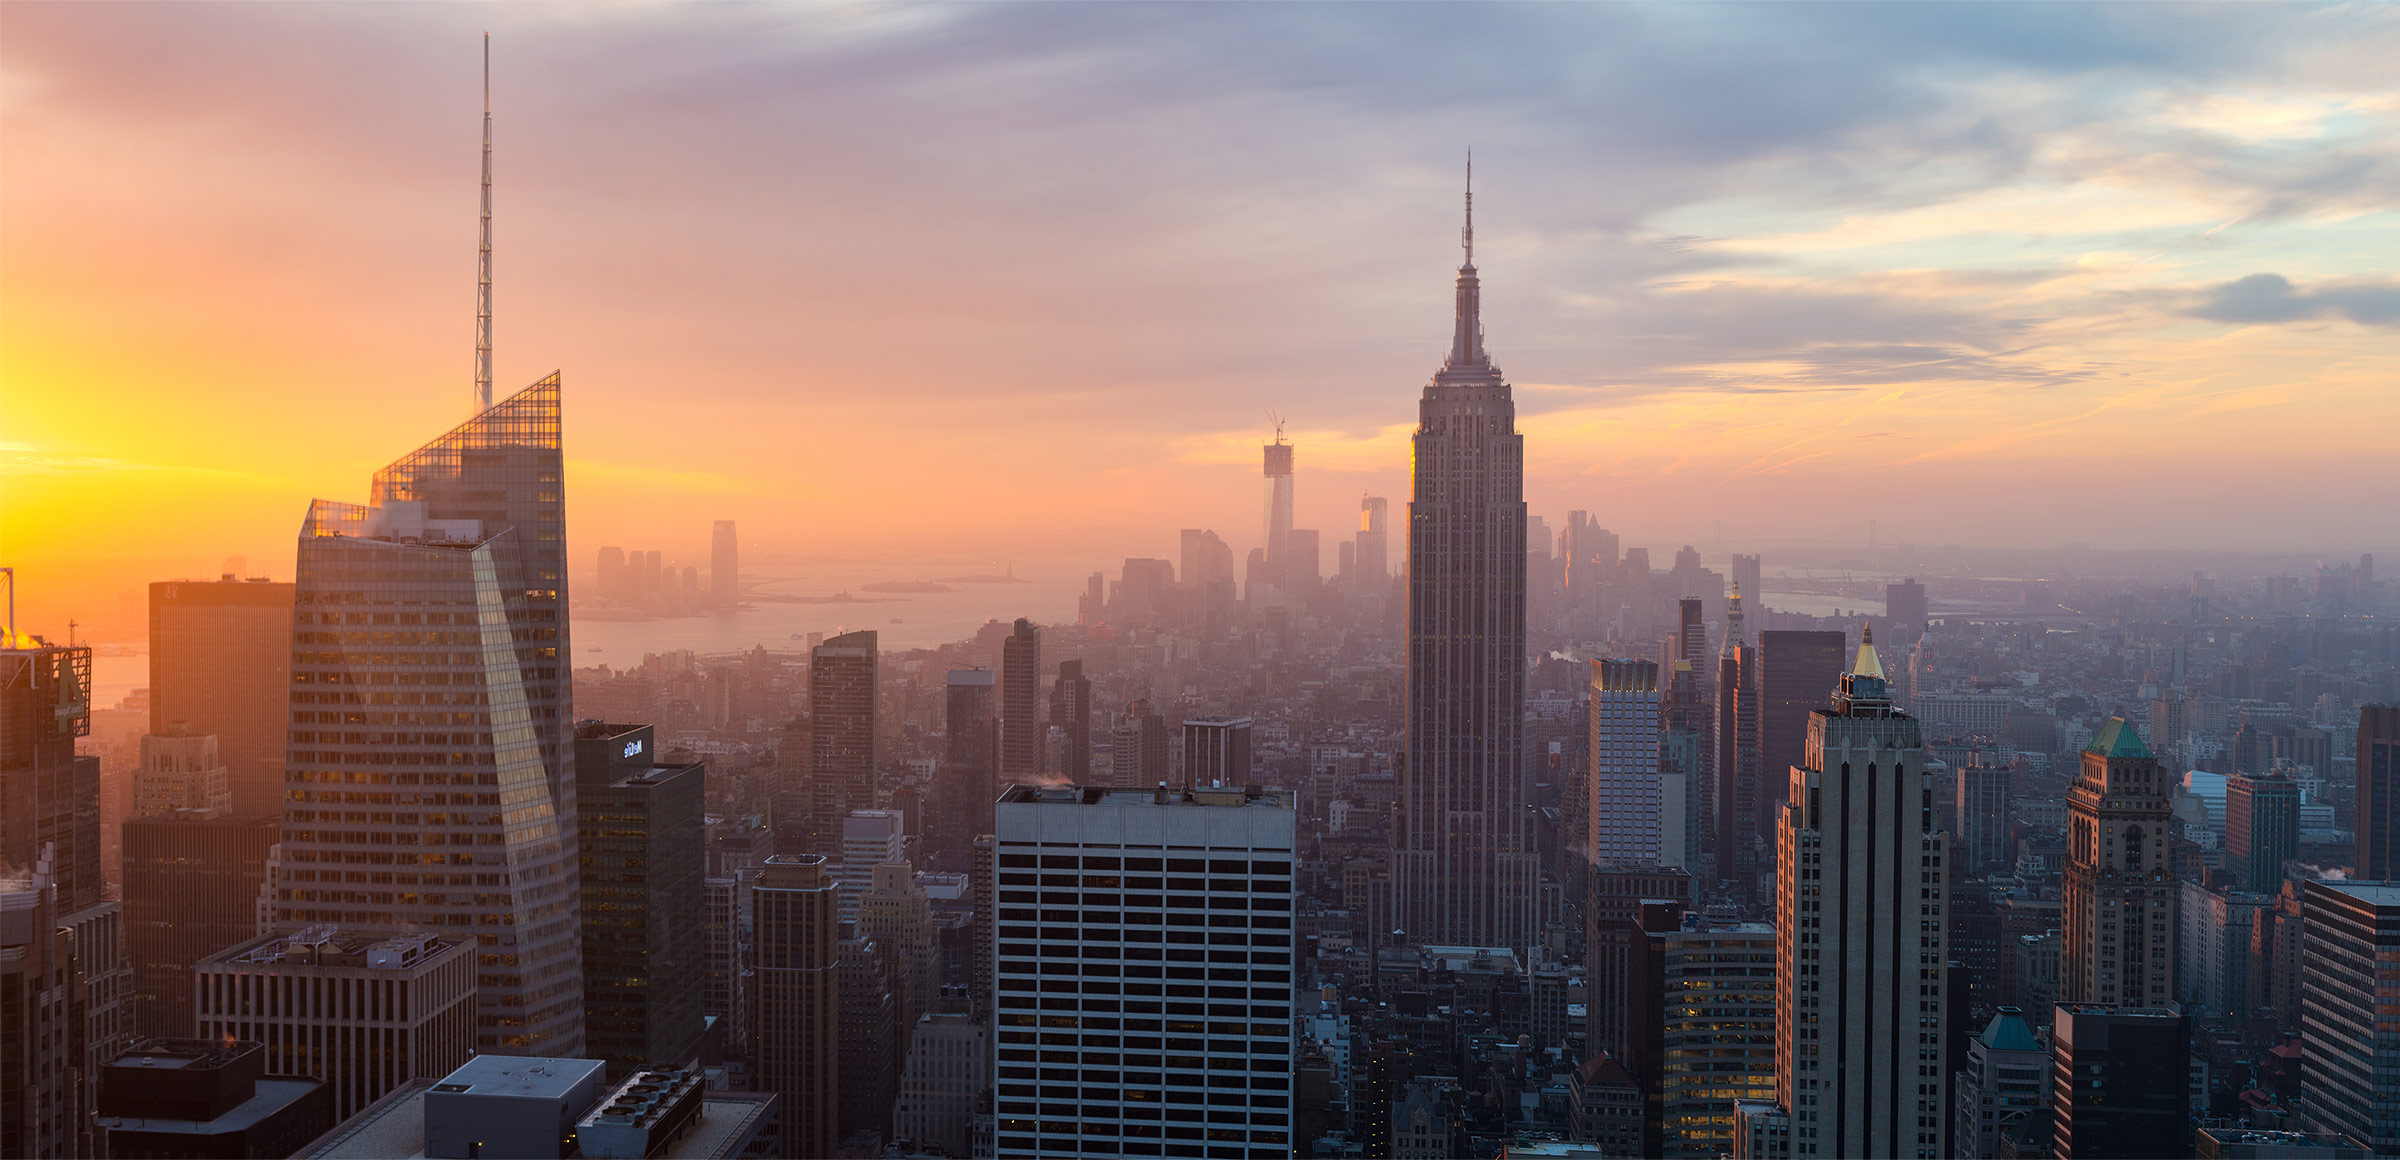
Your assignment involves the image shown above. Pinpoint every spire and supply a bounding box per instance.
[1445,151,1487,370]
[1462,149,1473,267]
[1722,582,1747,654]
[474,32,494,414]
[1852,620,1885,680]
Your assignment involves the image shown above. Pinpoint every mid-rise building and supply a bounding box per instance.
[2299,880,2400,1154]
[2227,770,2301,893]
[2049,1005,2190,1159]
[752,854,839,1158]
[1181,714,1254,789]
[2060,718,2177,1007]
[573,722,705,1075]
[857,861,939,1039]
[992,783,1297,1158]
[1590,659,1665,869]
[1395,179,1536,950]
[1950,1007,2045,1160]
[148,576,294,816]
[276,377,583,1056]
[122,810,278,1038]
[2357,706,2400,878]
[895,1009,987,1158]
[1774,625,1948,1159]
[131,725,234,816]
[96,1038,332,1159]
[195,929,475,1121]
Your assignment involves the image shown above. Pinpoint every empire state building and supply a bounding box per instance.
[1394,169,1536,949]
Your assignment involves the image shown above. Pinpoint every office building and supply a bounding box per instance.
[424,1055,607,1160]
[806,630,879,855]
[1396,176,1535,950]
[1182,714,1254,789]
[2353,706,2399,877]
[1590,660,1665,868]
[1263,437,1295,594]
[857,862,940,1037]
[122,810,279,1038]
[148,576,294,816]
[2060,718,2176,1007]
[752,854,839,1159]
[894,1010,988,1159]
[1049,659,1093,782]
[276,376,582,1056]
[1716,586,1763,891]
[1110,698,1172,788]
[946,667,997,772]
[1954,756,2012,872]
[2227,770,2300,894]
[3,854,78,1159]
[132,725,233,816]
[837,929,903,1144]
[96,1039,332,1160]
[1358,496,1391,583]
[999,619,1042,786]
[1950,1007,2045,1160]
[992,783,1298,1158]
[195,930,475,1121]
[2299,880,2400,1154]
[2179,879,2274,1019]
[573,722,706,1075]
[2049,1006,2190,1159]
[1585,869,1693,1061]
[1885,578,1928,636]
[1774,625,1948,1159]
[1628,919,1776,1158]
[1731,555,1762,614]
[1755,630,1846,853]
[939,666,998,870]
[840,809,907,923]
[2,633,102,919]
[710,519,738,608]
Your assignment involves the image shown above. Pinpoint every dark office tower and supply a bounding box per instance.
[1731,554,1762,614]
[1955,756,2012,872]
[122,811,279,1038]
[753,854,839,1159]
[1774,625,1948,1160]
[278,375,583,1057]
[2050,1006,2191,1159]
[938,667,996,868]
[1358,496,1391,582]
[2,634,101,913]
[2226,770,2300,894]
[710,519,738,608]
[597,546,628,602]
[837,930,901,1143]
[2299,880,2400,1154]
[1755,629,1846,852]
[945,667,997,771]
[1047,659,1092,782]
[573,722,705,1075]
[1182,714,1254,789]
[1715,587,1762,891]
[1264,436,1295,590]
[148,577,293,817]
[1289,528,1322,589]
[998,619,1042,786]
[805,630,879,855]
[2060,719,2176,1008]
[1885,577,1928,637]
[1109,698,1172,787]
[1396,168,1535,950]
[2358,705,2400,877]
[1677,598,1707,670]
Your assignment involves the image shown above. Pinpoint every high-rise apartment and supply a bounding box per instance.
[2354,706,2399,877]
[2226,769,2300,894]
[1755,629,1846,856]
[1774,626,1948,1159]
[277,378,581,1056]
[1396,173,1535,950]
[999,619,1042,787]
[752,854,839,1159]
[149,576,294,816]
[132,725,233,816]
[710,519,738,608]
[1357,496,1391,583]
[806,630,879,856]
[2049,1006,2190,1159]
[122,810,279,1038]
[1715,587,1762,891]
[1590,659,1665,868]
[2299,880,2400,1154]
[2060,718,2176,1008]
[573,722,705,1075]
[1181,714,1254,789]
[195,930,476,1121]
[1049,659,1092,782]
[992,783,1298,1159]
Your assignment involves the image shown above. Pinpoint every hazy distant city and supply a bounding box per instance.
[6,5,2399,1160]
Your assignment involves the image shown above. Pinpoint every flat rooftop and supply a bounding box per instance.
[299,1081,774,1160]
[426,1055,601,1101]
[999,784,1290,809]
[2313,880,2400,906]
[100,1078,322,1135]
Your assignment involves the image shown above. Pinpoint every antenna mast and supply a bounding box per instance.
[474,33,494,413]
[1462,149,1473,266]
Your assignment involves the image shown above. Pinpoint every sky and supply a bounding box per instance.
[5,2,2398,639]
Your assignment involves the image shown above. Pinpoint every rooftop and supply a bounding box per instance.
[999,783,1290,809]
[425,1055,601,1102]
[2309,880,2400,907]
[98,1078,324,1135]
[299,1080,774,1160]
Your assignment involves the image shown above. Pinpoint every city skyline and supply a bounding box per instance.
[9,5,2400,639]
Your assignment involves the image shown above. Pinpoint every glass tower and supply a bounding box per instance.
[275,374,582,1055]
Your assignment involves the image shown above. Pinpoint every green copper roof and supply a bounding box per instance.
[2084,716,2152,759]
[1979,1010,2041,1053]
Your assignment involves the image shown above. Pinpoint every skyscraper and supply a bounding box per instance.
[277,375,583,1056]
[1589,659,1664,869]
[1181,714,1254,789]
[148,576,294,816]
[132,724,233,817]
[2299,880,2400,1154]
[939,666,997,869]
[711,519,738,608]
[2060,717,2176,1008]
[1884,578,1928,637]
[1264,435,1295,592]
[1628,918,1777,1158]
[2356,705,2399,878]
[1357,496,1390,583]
[4,632,102,913]
[1396,166,1535,950]
[991,783,1297,1159]
[1954,756,2012,872]
[752,853,839,1159]
[1109,698,1172,788]
[1715,586,1761,892]
[2226,769,2300,894]
[1774,625,1948,1159]
[998,619,1042,787]
[572,722,705,1076]
[807,630,879,854]
[2049,1006,2191,1159]
[1756,629,1846,855]
[1048,658,1092,782]
[122,810,279,1038]
[1731,554,1762,615]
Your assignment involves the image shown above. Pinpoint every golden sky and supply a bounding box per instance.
[6,3,2398,639]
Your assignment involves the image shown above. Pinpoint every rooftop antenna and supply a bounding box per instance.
[473,32,494,414]
[1266,409,1286,445]
[1462,148,1473,266]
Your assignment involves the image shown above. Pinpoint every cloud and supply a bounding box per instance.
[2189,273,2400,328]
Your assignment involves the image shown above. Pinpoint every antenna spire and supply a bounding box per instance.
[474,33,494,413]
[1462,149,1474,267]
